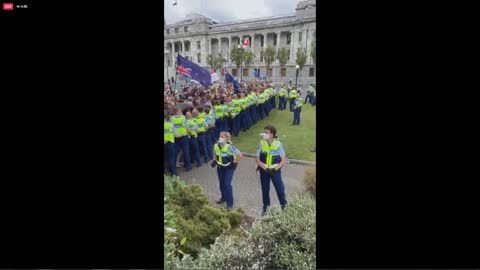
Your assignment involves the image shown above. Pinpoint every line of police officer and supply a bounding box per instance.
[164,87,293,214]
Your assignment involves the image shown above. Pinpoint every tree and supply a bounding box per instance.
[230,46,243,71]
[216,53,226,77]
[296,47,308,84]
[263,45,276,81]
[243,50,255,78]
[276,48,289,82]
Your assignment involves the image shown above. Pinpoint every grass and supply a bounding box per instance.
[232,102,316,161]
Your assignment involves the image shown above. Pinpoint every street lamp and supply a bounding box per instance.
[295,64,300,90]
[164,49,170,83]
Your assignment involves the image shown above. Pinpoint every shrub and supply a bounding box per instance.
[304,166,316,196]
[176,193,317,269]
[164,175,245,258]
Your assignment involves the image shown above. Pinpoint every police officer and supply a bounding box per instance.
[204,106,214,162]
[256,125,287,214]
[212,131,243,209]
[289,87,297,111]
[164,110,178,176]
[214,100,225,139]
[170,107,192,171]
[293,92,303,125]
[196,107,209,163]
[232,95,242,136]
[186,111,202,167]
[279,85,287,110]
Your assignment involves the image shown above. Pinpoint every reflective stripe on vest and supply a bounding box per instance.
[195,117,206,132]
[171,115,187,136]
[214,143,237,165]
[260,139,282,168]
[289,90,297,98]
[233,100,241,113]
[164,122,174,143]
[296,98,303,108]
[187,118,197,137]
[215,105,224,118]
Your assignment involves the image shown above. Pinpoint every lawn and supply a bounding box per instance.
[232,103,316,161]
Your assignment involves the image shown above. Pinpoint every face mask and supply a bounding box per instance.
[261,133,269,140]
[218,137,225,144]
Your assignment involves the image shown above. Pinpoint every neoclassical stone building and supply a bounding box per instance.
[164,0,316,86]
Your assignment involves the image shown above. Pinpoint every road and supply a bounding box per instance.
[177,156,307,218]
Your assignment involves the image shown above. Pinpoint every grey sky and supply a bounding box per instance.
[164,0,300,24]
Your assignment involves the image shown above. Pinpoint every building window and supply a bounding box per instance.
[175,28,179,33]
[166,29,170,34]
[197,53,201,64]
[260,51,264,62]
[287,49,290,61]
[232,69,238,77]
[197,41,201,49]
[267,68,273,77]
[260,36,264,47]
[167,60,171,67]
[185,42,190,52]
[273,35,277,46]
[242,69,248,76]
[184,26,188,32]
[298,32,302,42]
[286,33,291,45]
[281,68,286,77]
[309,67,315,77]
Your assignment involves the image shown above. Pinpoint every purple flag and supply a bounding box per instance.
[176,54,211,88]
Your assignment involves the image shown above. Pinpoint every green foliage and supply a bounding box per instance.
[207,53,226,72]
[263,45,276,79]
[175,193,317,269]
[230,46,243,68]
[276,47,289,70]
[296,47,308,71]
[243,50,256,70]
[304,166,316,197]
[164,175,245,258]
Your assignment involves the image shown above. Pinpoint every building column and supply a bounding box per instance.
[276,32,281,48]
[250,33,255,60]
[290,31,295,63]
[228,37,232,64]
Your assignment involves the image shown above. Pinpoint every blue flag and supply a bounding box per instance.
[176,54,211,88]
[225,72,240,93]
[253,69,260,79]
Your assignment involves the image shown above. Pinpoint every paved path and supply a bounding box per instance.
[177,156,308,218]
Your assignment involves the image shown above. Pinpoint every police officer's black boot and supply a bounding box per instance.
[216,198,226,204]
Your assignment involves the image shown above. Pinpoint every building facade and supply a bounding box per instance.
[164,0,316,87]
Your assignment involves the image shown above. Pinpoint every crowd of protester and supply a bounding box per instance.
[163,79,316,175]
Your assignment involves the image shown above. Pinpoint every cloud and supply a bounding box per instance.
[164,0,299,24]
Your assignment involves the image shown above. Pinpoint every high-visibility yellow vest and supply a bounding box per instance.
[228,106,237,117]
[215,105,224,118]
[164,122,174,143]
[187,118,198,137]
[289,89,297,98]
[195,117,206,132]
[171,115,187,136]
[279,88,287,97]
[296,97,303,108]
[259,139,282,168]
[259,94,266,104]
[233,99,241,113]
[214,143,237,165]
